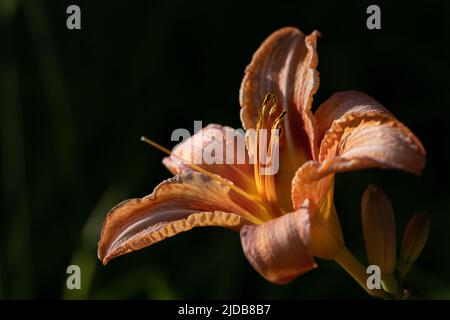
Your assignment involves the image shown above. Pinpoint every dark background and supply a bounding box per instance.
[0,0,449,299]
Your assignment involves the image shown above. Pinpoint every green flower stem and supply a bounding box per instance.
[334,248,388,299]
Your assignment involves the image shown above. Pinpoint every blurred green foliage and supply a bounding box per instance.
[1,0,449,299]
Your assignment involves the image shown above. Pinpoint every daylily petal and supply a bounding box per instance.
[98,171,261,265]
[240,200,317,284]
[163,124,256,193]
[291,161,334,209]
[239,27,320,211]
[315,91,391,144]
[292,91,425,224]
[239,27,320,159]
[316,90,426,174]
[291,171,345,259]
[292,150,422,214]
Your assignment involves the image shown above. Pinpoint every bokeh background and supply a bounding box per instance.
[1,0,449,299]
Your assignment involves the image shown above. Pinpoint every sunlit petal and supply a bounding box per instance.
[240,200,317,284]
[98,171,261,265]
[291,171,345,259]
[240,27,320,159]
[291,161,333,208]
[316,91,426,175]
[292,90,426,210]
[315,91,391,143]
[163,124,256,193]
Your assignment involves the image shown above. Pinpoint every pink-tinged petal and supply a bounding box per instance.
[163,124,256,193]
[291,161,334,209]
[240,200,317,284]
[239,27,321,211]
[291,169,345,259]
[239,27,320,160]
[315,91,426,175]
[315,91,391,143]
[291,94,426,218]
[98,171,260,265]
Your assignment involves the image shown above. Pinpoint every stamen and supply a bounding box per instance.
[269,104,278,116]
[252,93,288,217]
[256,93,277,127]
[266,109,287,211]
[140,136,269,224]
[262,93,276,107]
[272,110,286,129]
[254,93,278,196]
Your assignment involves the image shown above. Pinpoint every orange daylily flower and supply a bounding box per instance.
[98,27,425,293]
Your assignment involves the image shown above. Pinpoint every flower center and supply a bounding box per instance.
[251,93,287,218]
